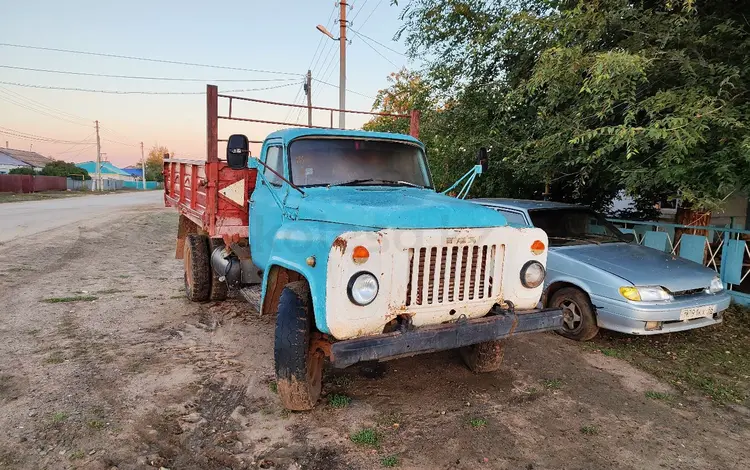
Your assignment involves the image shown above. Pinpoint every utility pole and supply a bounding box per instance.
[339,0,347,129]
[140,141,147,190]
[305,70,313,127]
[95,120,101,192]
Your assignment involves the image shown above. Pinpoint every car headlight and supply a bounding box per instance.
[520,261,546,288]
[347,271,379,306]
[708,277,723,294]
[619,286,672,302]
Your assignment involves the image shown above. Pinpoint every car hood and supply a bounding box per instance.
[297,187,508,229]
[552,243,717,292]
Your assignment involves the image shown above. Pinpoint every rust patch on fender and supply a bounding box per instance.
[332,237,348,253]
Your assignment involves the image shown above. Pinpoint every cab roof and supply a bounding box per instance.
[264,128,423,146]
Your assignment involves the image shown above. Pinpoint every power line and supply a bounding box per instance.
[0,126,94,145]
[0,65,301,83]
[312,78,376,100]
[0,81,298,95]
[0,86,90,123]
[350,0,370,23]
[358,0,384,30]
[349,28,407,57]
[0,91,90,127]
[0,43,303,77]
[308,2,338,73]
[353,33,399,68]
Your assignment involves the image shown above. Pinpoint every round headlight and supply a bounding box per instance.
[520,261,546,288]
[348,272,379,306]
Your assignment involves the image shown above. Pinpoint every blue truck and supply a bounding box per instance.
[164,87,562,410]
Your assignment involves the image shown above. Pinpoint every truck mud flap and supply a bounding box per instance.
[330,308,563,369]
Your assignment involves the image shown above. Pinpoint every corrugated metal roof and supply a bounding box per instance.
[0,148,53,168]
[76,161,132,176]
[0,153,31,167]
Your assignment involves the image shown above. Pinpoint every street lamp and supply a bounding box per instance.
[316,1,347,129]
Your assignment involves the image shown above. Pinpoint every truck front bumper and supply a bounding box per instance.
[330,307,563,368]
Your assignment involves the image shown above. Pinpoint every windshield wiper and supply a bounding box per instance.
[548,236,600,246]
[331,179,426,188]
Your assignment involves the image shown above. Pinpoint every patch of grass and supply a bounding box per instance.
[117,274,131,279]
[645,391,673,401]
[45,351,65,364]
[169,294,185,299]
[51,411,69,423]
[587,305,750,405]
[132,294,148,299]
[381,455,399,467]
[268,381,278,394]
[600,348,625,358]
[543,379,563,390]
[330,375,354,388]
[469,418,488,428]
[87,419,105,429]
[69,450,85,460]
[96,288,127,295]
[580,425,598,435]
[350,428,380,447]
[41,295,97,303]
[327,393,352,408]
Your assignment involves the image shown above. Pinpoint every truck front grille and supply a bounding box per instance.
[405,244,501,306]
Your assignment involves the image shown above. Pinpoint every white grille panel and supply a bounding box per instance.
[406,244,503,307]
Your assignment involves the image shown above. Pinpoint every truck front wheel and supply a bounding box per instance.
[183,234,211,302]
[274,281,323,411]
[460,340,505,373]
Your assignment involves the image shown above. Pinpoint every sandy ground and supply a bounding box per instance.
[0,203,749,470]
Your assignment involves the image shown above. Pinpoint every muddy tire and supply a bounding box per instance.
[183,234,211,302]
[460,340,505,373]
[274,281,323,411]
[550,287,599,341]
[208,238,228,302]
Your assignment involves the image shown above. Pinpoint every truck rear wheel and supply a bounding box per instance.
[460,340,505,373]
[208,238,228,301]
[274,281,323,411]
[184,234,211,302]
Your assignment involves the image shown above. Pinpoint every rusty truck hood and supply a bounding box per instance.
[297,187,507,229]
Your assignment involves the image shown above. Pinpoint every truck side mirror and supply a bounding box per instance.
[477,147,489,173]
[226,134,249,170]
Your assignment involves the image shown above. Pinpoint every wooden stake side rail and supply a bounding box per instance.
[163,158,257,241]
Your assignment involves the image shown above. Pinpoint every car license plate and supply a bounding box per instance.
[680,305,717,321]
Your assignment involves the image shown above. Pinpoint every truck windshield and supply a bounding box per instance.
[529,208,627,246]
[288,138,432,188]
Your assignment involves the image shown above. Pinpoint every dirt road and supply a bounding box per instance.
[0,191,161,243]
[0,204,748,469]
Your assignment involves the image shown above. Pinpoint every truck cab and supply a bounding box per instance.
[225,128,562,409]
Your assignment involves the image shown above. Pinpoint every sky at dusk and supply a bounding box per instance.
[1,0,413,167]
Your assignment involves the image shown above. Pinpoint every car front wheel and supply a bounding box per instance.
[550,287,599,341]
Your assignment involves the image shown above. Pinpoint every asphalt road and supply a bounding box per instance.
[0,191,163,243]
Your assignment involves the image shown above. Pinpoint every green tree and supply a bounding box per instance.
[397,0,750,211]
[145,145,172,182]
[40,160,91,180]
[8,167,36,175]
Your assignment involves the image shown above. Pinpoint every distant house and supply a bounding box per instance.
[122,165,144,179]
[76,161,134,181]
[0,148,54,172]
[0,153,32,174]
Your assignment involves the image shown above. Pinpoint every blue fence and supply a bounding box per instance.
[608,219,750,306]
[123,181,162,190]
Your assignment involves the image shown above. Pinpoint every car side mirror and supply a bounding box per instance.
[477,147,489,173]
[622,233,636,243]
[226,134,250,170]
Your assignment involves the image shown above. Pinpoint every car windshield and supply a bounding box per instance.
[288,138,432,188]
[528,208,627,246]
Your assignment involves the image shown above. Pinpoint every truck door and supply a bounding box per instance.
[249,140,287,270]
